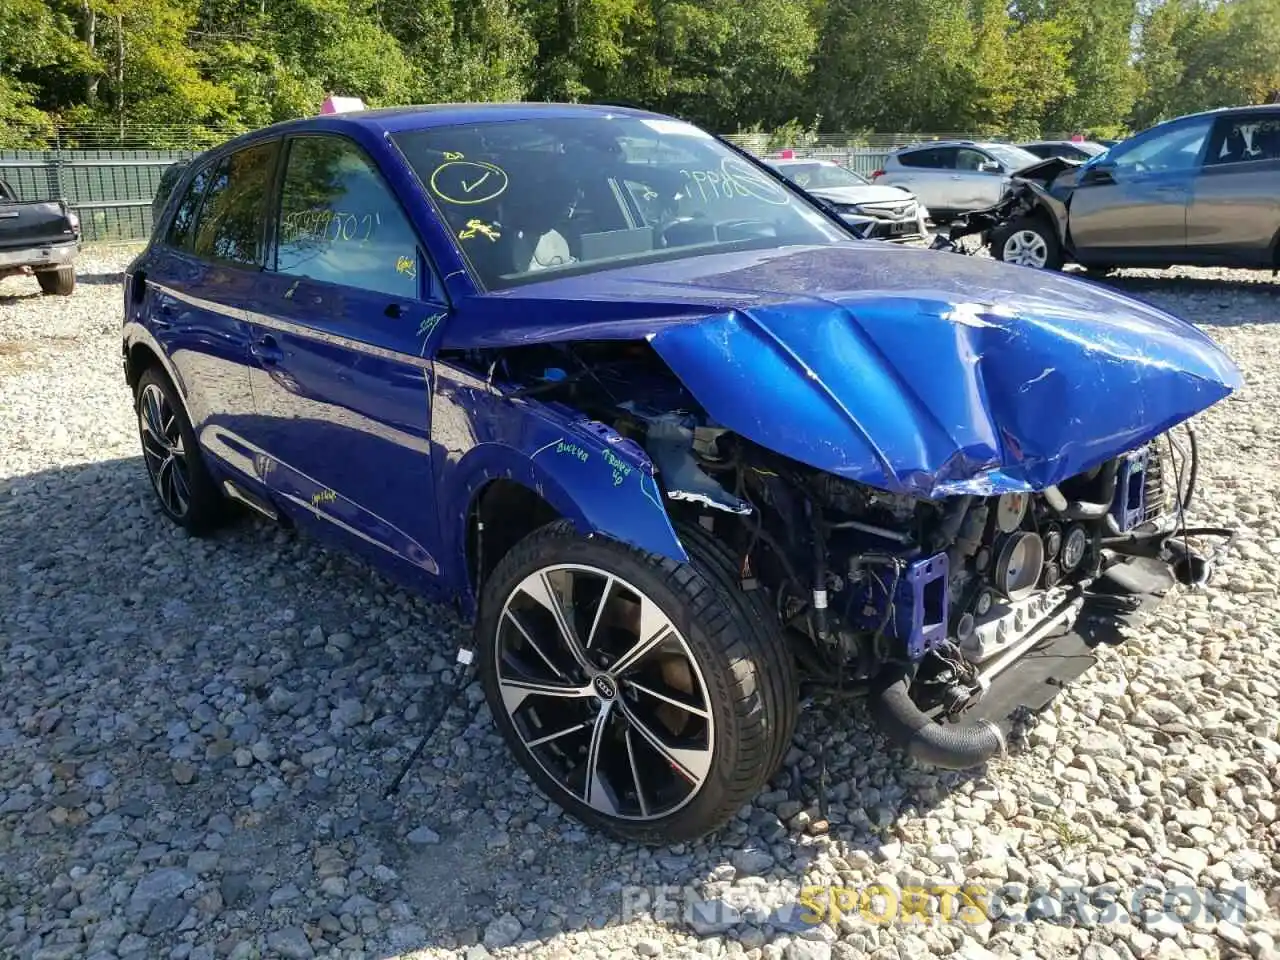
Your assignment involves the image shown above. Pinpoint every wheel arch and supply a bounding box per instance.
[123,324,187,403]
[439,436,689,614]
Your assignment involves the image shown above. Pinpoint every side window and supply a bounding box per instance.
[1109,118,1213,177]
[273,136,421,300]
[955,148,990,171]
[897,149,938,168]
[166,164,214,251]
[191,142,278,266]
[1206,114,1280,166]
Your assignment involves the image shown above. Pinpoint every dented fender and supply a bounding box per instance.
[432,366,687,603]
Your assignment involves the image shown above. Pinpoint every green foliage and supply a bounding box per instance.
[2,0,1278,145]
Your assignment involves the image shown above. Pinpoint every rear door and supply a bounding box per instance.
[1185,111,1280,266]
[883,148,956,214]
[244,132,448,591]
[141,141,278,484]
[1066,115,1214,263]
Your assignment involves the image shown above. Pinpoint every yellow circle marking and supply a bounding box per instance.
[430,160,510,206]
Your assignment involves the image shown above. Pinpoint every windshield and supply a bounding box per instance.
[392,116,845,290]
[1076,142,1108,157]
[984,144,1041,170]
[770,162,869,189]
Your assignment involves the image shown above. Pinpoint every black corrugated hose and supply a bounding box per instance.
[871,664,1007,769]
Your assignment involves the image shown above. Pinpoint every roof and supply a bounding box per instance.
[892,140,1014,152]
[1175,103,1279,121]
[194,102,677,161]
[283,102,667,137]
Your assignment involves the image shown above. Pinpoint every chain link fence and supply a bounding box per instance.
[3,124,1051,244]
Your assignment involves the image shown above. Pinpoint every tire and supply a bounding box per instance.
[991,216,1063,270]
[476,519,798,844]
[134,366,228,535]
[36,266,75,296]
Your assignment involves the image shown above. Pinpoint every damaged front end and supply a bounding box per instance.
[443,242,1242,770]
[931,156,1077,255]
[648,422,1227,770]
[460,334,1231,771]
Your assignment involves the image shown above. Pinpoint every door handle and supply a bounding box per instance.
[250,334,283,364]
[950,175,963,180]
[151,301,175,328]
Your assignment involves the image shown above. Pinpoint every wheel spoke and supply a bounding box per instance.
[518,570,593,673]
[498,676,594,714]
[170,460,190,511]
[625,728,649,818]
[503,609,568,680]
[583,703,618,815]
[524,718,594,749]
[627,679,711,719]
[584,574,615,650]
[618,699,712,784]
[144,388,166,446]
[610,593,675,676]
[140,427,168,462]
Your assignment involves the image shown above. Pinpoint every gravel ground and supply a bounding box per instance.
[1,248,1278,960]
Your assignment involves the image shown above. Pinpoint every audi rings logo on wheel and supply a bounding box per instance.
[592,674,618,701]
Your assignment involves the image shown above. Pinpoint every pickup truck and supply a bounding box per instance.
[0,179,81,295]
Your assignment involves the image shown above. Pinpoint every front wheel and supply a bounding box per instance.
[991,217,1063,270]
[476,520,797,844]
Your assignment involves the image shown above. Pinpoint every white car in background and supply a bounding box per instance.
[766,158,930,242]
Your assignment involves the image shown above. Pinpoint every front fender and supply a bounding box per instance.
[434,387,688,601]
[1015,181,1071,247]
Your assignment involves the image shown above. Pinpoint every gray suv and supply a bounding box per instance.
[874,141,1042,220]
[967,105,1280,273]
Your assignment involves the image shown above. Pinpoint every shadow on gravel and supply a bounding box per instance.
[1,455,1112,958]
[0,288,42,306]
[1100,273,1280,326]
[75,270,128,287]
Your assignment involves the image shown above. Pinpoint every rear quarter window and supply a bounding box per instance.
[895,149,939,168]
[1206,114,1280,165]
[166,165,213,251]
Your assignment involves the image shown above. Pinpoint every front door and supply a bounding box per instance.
[245,133,449,593]
[1067,115,1214,263]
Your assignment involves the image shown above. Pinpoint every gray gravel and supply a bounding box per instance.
[2,250,1278,960]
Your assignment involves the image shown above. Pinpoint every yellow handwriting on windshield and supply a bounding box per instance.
[458,219,501,242]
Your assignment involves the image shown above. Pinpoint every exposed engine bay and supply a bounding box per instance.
[455,336,1230,768]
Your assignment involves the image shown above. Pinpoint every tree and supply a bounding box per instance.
[1133,0,1280,131]
[1035,0,1139,136]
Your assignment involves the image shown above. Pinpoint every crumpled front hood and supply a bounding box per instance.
[447,244,1242,497]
